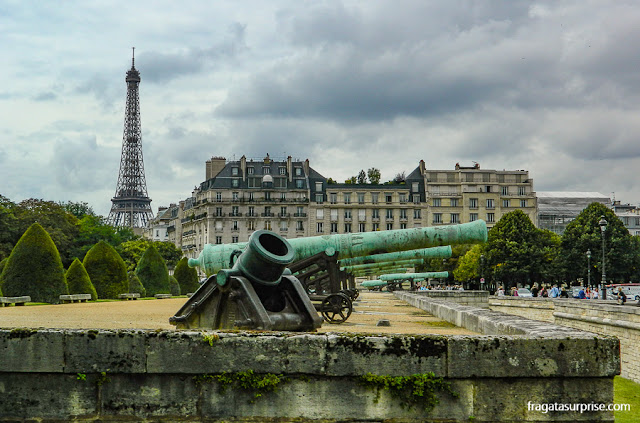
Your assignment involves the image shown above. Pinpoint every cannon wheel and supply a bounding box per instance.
[321,293,353,324]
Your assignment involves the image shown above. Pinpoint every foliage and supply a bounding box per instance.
[118,239,181,272]
[453,244,484,282]
[173,257,200,294]
[357,169,367,184]
[195,370,288,403]
[0,257,7,289]
[484,210,560,288]
[344,176,357,184]
[358,372,457,411]
[128,273,146,297]
[70,214,138,262]
[614,376,640,423]
[367,168,381,184]
[169,275,181,296]
[65,258,97,300]
[1,223,69,303]
[560,203,634,283]
[135,245,170,296]
[60,201,94,219]
[327,177,337,184]
[393,171,406,184]
[83,241,129,299]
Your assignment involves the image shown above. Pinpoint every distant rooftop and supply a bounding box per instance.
[537,191,609,199]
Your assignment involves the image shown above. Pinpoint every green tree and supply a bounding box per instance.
[484,210,558,289]
[357,170,367,184]
[169,275,181,296]
[0,196,21,261]
[65,258,97,300]
[118,240,181,272]
[60,201,95,219]
[70,214,137,261]
[136,245,170,296]
[560,202,633,284]
[174,257,200,294]
[83,241,129,299]
[367,168,381,184]
[128,273,146,297]
[453,244,484,282]
[344,176,357,184]
[2,223,68,303]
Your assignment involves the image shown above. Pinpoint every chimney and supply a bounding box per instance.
[287,156,293,182]
[240,155,247,181]
[419,160,426,175]
[206,156,226,180]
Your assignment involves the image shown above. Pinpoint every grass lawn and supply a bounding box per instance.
[615,376,640,422]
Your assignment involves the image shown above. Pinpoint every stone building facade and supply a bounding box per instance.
[153,157,537,260]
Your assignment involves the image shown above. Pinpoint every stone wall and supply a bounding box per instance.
[413,290,490,308]
[489,297,556,322]
[0,327,619,422]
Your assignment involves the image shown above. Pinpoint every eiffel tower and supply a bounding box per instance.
[107,48,154,229]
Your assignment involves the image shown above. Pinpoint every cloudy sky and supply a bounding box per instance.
[2,0,639,217]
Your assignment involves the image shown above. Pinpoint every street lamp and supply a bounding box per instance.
[599,216,607,300]
[586,249,591,289]
[480,254,485,291]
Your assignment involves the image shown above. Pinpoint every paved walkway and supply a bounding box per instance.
[0,291,477,335]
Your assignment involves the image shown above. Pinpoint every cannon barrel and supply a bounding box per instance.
[339,246,451,267]
[352,268,414,277]
[360,280,386,288]
[379,272,449,281]
[341,258,424,273]
[189,220,487,275]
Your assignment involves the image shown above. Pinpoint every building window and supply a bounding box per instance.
[280,192,287,201]
[265,221,272,230]
[247,167,254,175]
[232,236,239,243]
[344,223,352,233]
[372,223,380,231]
[400,223,407,229]
[316,182,323,191]
[470,198,478,209]
[317,222,324,233]
[265,192,271,201]
[215,221,223,231]
[280,206,287,216]
[399,193,407,203]
[358,209,366,221]
[372,209,380,219]
[330,209,338,221]
[487,213,495,223]
[330,193,338,204]
[400,209,407,219]
[385,193,393,204]
[450,213,459,224]
[433,213,442,224]
[263,167,271,174]
[280,220,288,231]
[485,185,491,193]
[450,198,459,207]
[470,213,478,222]
[231,167,239,176]
[279,167,286,175]
[248,206,255,217]
[503,199,510,208]
[343,193,351,204]
[215,236,222,245]
[315,193,324,203]
[433,198,441,207]
[412,182,419,192]
[502,186,509,195]
[344,209,352,219]
[295,167,302,176]
[413,194,420,204]
[358,223,366,232]
[232,179,239,188]
[357,193,365,204]
[486,199,494,209]
[249,192,254,201]
[465,173,474,182]
[518,186,526,195]
[232,206,239,216]
[520,199,527,208]
[414,209,421,219]
[295,180,303,189]
[371,193,379,204]
[248,221,255,231]
[386,223,393,230]
[215,207,223,217]
[386,209,394,219]
[296,206,304,216]
[316,209,324,219]
[216,192,222,202]
[232,192,239,201]
[232,221,239,230]
[330,223,338,233]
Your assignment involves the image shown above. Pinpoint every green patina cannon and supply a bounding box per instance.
[188,220,487,275]
[338,245,452,267]
[170,230,323,331]
[377,271,449,291]
[341,258,425,273]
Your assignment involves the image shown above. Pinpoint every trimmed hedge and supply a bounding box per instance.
[66,258,98,300]
[1,223,68,303]
[136,245,170,296]
[83,241,128,299]
[169,275,181,296]
[0,257,6,295]
[173,257,200,294]
[128,273,146,298]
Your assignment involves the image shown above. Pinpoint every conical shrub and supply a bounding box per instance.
[66,258,98,300]
[0,257,7,295]
[136,245,170,296]
[128,273,146,298]
[173,257,199,294]
[169,275,181,296]
[83,241,128,299]
[2,223,68,303]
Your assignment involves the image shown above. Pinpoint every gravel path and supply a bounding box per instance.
[0,291,477,335]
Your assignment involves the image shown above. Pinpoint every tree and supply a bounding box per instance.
[60,201,95,219]
[393,171,406,184]
[344,176,357,184]
[83,241,129,299]
[65,258,97,300]
[128,273,146,297]
[560,202,633,284]
[174,257,200,294]
[135,245,170,296]
[327,178,337,184]
[2,223,68,303]
[169,275,181,296]
[0,196,21,261]
[118,240,181,272]
[367,168,381,184]
[484,210,558,289]
[71,214,137,261]
[357,170,367,184]
[453,244,484,282]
